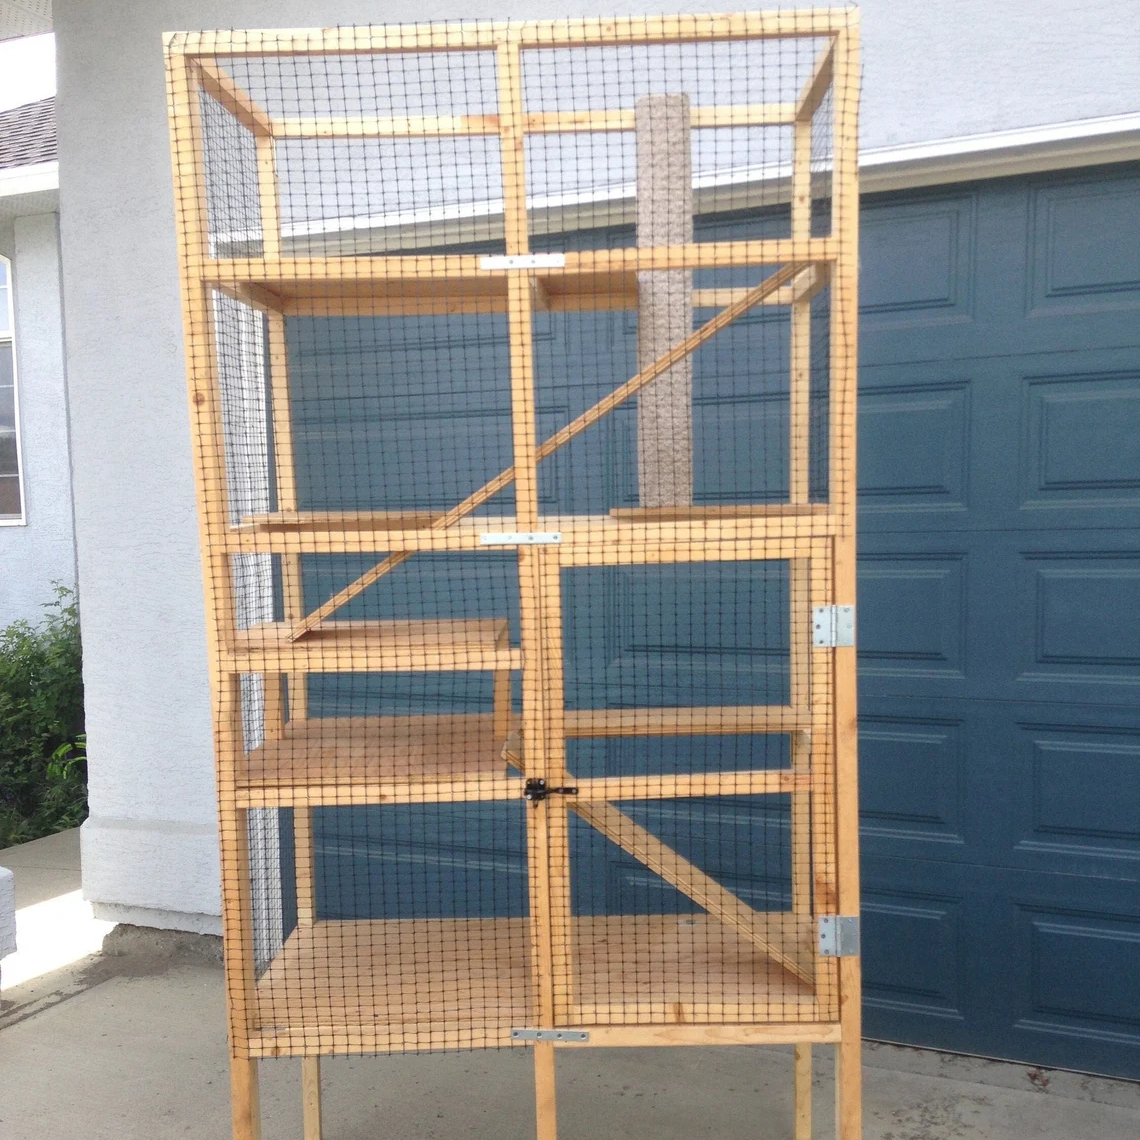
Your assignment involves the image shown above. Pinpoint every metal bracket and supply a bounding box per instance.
[524,778,579,805]
[510,1028,589,1042]
[812,604,856,648]
[480,531,562,546]
[818,915,861,957]
[480,253,567,270]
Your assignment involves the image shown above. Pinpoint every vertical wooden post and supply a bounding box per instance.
[794,1043,813,1140]
[167,50,259,1140]
[636,93,694,507]
[830,15,863,1140]
[499,33,562,1140]
[302,1056,322,1140]
[789,105,815,937]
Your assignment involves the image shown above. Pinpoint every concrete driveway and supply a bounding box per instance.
[2,831,1138,1140]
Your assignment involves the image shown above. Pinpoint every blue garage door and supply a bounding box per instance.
[293,161,1140,1078]
[857,162,1140,1077]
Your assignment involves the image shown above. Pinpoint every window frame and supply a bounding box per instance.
[0,253,26,526]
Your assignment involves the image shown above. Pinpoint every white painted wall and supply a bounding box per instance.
[0,210,75,630]
[52,0,1140,930]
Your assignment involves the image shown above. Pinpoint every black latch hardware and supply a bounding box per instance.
[524,778,579,805]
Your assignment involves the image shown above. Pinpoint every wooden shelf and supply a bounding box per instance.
[251,914,827,1056]
[237,713,517,806]
[228,618,519,673]
[239,713,810,807]
[217,265,829,318]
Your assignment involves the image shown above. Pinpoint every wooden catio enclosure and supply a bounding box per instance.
[165,9,861,1140]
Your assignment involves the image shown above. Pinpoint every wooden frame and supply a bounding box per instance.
[165,11,861,1140]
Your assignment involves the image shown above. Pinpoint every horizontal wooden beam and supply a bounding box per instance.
[168,12,855,58]
[524,104,797,134]
[564,706,809,736]
[552,1023,843,1047]
[199,241,837,286]
[272,114,501,138]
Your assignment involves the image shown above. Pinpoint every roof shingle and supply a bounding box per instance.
[0,96,55,170]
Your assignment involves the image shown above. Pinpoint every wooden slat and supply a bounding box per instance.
[195,58,273,137]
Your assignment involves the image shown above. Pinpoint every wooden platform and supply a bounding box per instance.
[237,713,517,806]
[229,618,519,673]
[251,914,830,1056]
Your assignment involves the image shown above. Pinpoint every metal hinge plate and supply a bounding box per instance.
[480,531,562,546]
[812,604,856,648]
[818,915,861,957]
[511,1028,589,1042]
[480,253,567,270]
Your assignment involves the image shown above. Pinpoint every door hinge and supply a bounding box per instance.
[812,604,856,648]
[510,1028,589,1042]
[524,778,579,805]
[818,915,860,957]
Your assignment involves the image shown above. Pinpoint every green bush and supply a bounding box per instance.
[0,586,85,848]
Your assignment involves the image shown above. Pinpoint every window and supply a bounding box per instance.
[0,256,24,522]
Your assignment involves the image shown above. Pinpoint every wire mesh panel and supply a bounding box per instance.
[166,10,861,1140]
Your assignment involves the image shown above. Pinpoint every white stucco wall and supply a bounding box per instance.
[0,210,75,630]
[52,0,1140,931]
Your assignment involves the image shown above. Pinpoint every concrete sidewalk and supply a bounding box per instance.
[1,832,1138,1139]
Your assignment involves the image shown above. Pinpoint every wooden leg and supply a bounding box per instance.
[794,1044,812,1140]
[534,1041,558,1140]
[231,1056,262,1140]
[836,956,863,1140]
[302,1056,322,1140]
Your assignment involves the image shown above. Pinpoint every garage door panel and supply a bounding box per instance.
[990,869,1140,1079]
[861,164,1140,369]
[861,856,974,1050]
[1017,359,1140,525]
[861,696,1140,879]
[1008,531,1140,704]
[996,708,1140,879]
[858,708,968,857]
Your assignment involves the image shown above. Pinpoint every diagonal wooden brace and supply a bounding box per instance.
[289,261,809,639]
[502,733,814,985]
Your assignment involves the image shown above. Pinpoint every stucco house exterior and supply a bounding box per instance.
[3,0,1138,1079]
[0,93,74,627]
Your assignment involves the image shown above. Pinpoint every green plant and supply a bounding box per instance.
[0,585,85,848]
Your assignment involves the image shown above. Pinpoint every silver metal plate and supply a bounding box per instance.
[479,253,567,270]
[818,915,861,957]
[812,604,856,648]
[510,1028,590,1042]
[480,531,562,546]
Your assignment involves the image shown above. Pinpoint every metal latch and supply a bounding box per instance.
[480,253,567,270]
[524,778,579,805]
[510,1028,589,1042]
[812,604,856,648]
[480,531,562,546]
[818,915,860,957]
